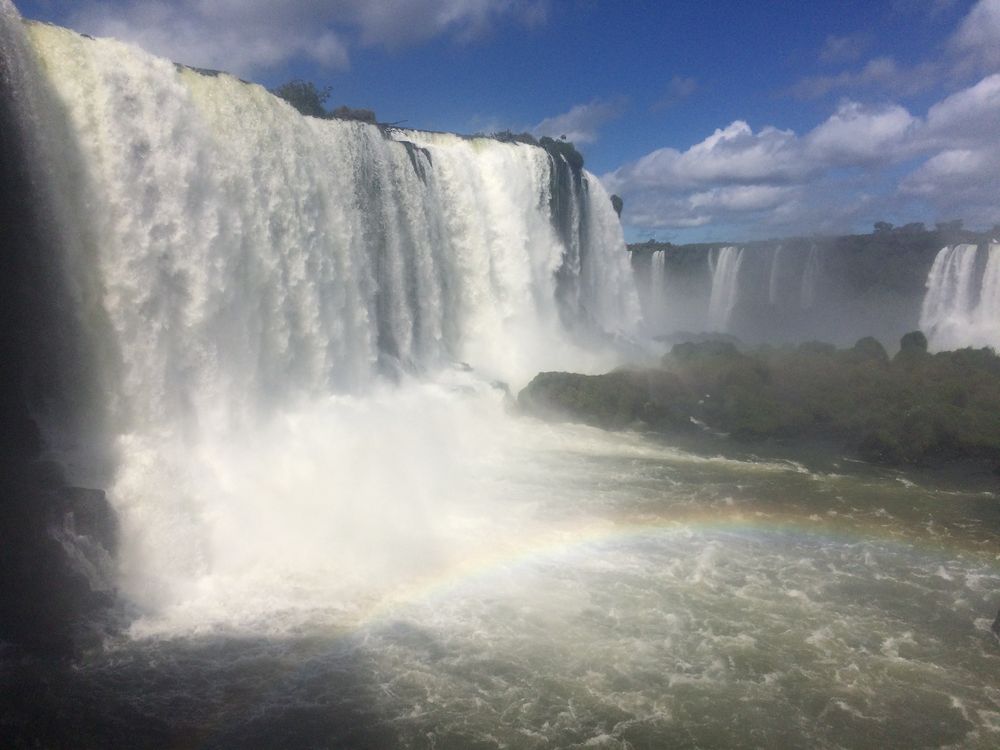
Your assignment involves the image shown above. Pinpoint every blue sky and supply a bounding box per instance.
[14,0,1000,243]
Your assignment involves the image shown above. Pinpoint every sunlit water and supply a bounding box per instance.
[5,389,999,749]
[2,4,999,746]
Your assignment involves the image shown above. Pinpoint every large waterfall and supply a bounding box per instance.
[1,4,638,631]
[920,243,1000,351]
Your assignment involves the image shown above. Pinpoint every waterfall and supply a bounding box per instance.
[1,5,639,627]
[800,243,821,309]
[920,244,1000,351]
[767,244,784,306]
[637,250,669,330]
[707,246,743,331]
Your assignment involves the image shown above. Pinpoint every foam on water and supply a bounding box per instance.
[4,5,1000,746]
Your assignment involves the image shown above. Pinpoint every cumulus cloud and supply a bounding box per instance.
[950,0,1000,73]
[531,98,626,144]
[604,77,1000,239]
[606,122,807,195]
[923,73,1000,145]
[68,0,548,75]
[804,101,918,164]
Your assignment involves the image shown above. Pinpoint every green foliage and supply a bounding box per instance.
[271,79,331,118]
[851,336,889,363]
[519,338,1000,467]
[897,330,929,363]
[271,80,377,123]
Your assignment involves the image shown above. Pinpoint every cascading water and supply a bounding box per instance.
[6,6,1000,748]
[638,249,670,332]
[920,243,1000,351]
[800,242,821,309]
[1,7,639,631]
[707,245,743,331]
[767,244,784,306]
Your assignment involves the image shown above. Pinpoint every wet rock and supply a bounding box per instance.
[0,464,118,654]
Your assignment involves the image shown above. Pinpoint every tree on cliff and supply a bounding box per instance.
[271,80,331,118]
[271,80,377,124]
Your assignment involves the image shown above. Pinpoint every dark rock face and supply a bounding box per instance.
[1,50,117,654]
[992,609,1000,639]
[0,464,118,653]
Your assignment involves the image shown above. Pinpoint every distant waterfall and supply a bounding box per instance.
[707,246,743,331]
[640,250,669,327]
[920,244,1000,351]
[767,244,784,306]
[800,243,821,309]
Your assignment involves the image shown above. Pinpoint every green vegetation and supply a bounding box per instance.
[271,80,376,123]
[271,80,331,118]
[519,334,1000,468]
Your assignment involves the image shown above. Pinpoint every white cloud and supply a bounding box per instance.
[688,185,796,212]
[805,101,918,165]
[605,76,1000,239]
[608,122,807,194]
[68,0,548,75]
[923,73,1000,146]
[531,98,626,144]
[950,0,1000,73]
[899,146,1000,224]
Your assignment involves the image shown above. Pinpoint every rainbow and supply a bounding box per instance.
[354,506,1000,631]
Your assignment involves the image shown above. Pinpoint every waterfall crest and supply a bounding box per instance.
[6,16,640,434]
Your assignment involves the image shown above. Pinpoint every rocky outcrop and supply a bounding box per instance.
[519,335,1000,469]
[1,55,117,654]
[0,462,117,653]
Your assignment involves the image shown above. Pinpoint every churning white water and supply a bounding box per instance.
[4,6,1000,748]
[921,243,1000,351]
[5,11,640,629]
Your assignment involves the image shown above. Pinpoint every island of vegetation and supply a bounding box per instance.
[519,333,1000,471]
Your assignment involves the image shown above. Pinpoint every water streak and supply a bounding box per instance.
[707,246,743,331]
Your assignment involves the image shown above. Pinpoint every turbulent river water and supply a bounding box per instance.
[5,391,1000,748]
[2,2,1000,747]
